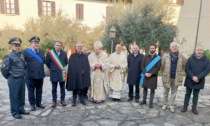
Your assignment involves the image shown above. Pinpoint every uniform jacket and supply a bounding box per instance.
[23,48,45,79]
[1,50,25,79]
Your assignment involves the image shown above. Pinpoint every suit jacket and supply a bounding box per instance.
[46,49,68,82]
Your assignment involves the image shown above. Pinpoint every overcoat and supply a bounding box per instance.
[66,52,91,91]
[127,53,144,86]
[184,54,210,89]
[141,54,161,89]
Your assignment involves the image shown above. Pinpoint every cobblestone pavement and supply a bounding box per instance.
[0,74,210,126]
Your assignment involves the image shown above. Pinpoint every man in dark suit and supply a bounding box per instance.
[66,43,91,107]
[46,41,68,108]
[127,45,144,103]
[23,36,45,111]
[1,37,29,119]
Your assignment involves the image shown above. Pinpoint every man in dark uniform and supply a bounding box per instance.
[23,36,45,111]
[46,41,68,108]
[1,37,29,119]
[66,43,91,107]
[127,45,144,103]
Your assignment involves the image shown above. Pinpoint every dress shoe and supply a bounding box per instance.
[169,106,175,113]
[181,106,187,113]
[80,100,86,105]
[139,100,146,105]
[72,102,76,107]
[13,114,22,119]
[135,99,139,103]
[149,103,153,108]
[60,101,67,106]
[31,106,36,111]
[51,102,57,108]
[36,103,45,109]
[162,105,167,110]
[192,107,198,115]
[19,111,30,115]
[84,95,88,100]
[127,98,133,102]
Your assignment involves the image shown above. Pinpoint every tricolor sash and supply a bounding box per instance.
[139,55,161,87]
[25,48,44,64]
[49,50,67,81]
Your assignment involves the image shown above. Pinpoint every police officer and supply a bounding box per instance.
[1,37,29,119]
[46,41,68,108]
[23,36,45,111]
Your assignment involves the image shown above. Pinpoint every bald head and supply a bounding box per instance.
[115,44,122,54]
[76,42,83,53]
[132,45,139,54]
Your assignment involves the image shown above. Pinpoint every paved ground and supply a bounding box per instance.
[0,74,210,126]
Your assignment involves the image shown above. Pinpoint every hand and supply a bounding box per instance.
[192,76,199,83]
[145,73,152,78]
[115,65,120,69]
[95,64,101,68]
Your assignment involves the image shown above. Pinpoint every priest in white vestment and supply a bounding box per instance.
[108,44,127,100]
[88,41,108,103]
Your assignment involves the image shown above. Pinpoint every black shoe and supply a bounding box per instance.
[31,106,36,111]
[80,100,86,105]
[13,114,22,119]
[135,99,139,103]
[139,100,146,105]
[36,104,45,109]
[84,95,88,100]
[127,98,133,102]
[72,102,76,107]
[19,111,30,115]
[149,103,153,108]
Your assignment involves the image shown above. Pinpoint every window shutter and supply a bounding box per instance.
[76,4,80,20]
[0,0,5,14]
[176,0,184,6]
[51,1,55,16]
[14,0,19,15]
[80,4,84,20]
[38,0,42,16]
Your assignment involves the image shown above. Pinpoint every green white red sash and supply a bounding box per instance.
[49,50,67,81]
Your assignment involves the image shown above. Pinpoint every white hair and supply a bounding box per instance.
[196,44,203,50]
[170,42,179,48]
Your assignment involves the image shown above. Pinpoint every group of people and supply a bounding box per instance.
[1,36,210,119]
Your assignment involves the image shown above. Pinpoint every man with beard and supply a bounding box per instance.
[139,44,161,108]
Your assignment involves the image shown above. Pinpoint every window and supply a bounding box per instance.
[0,0,19,15]
[38,0,55,16]
[76,4,84,20]
[176,0,184,6]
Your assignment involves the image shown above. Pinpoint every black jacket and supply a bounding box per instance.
[46,49,68,82]
[23,48,45,79]
[184,54,210,89]
[127,53,144,85]
[66,52,91,91]
[1,50,25,79]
